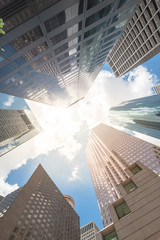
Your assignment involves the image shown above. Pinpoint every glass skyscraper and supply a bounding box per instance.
[0,0,140,106]
[0,93,42,156]
[109,94,160,139]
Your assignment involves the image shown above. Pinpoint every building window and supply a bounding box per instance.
[123,181,137,193]
[130,165,142,174]
[115,201,131,219]
[104,230,118,240]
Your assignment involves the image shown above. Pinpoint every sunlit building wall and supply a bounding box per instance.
[86,124,160,226]
[96,161,160,240]
[0,0,140,106]
[154,83,160,94]
[109,94,160,140]
[107,0,160,77]
[80,221,99,240]
[0,165,80,240]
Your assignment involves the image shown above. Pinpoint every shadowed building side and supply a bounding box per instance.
[0,164,80,240]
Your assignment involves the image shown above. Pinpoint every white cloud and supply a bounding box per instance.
[3,96,15,107]
[0,65,158,193]
[0,178,18,196]
[68,167,80,182]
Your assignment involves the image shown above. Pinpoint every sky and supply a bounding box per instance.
[0,53,160,230]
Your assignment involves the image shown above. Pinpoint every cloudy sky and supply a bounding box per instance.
[0,53,160,229]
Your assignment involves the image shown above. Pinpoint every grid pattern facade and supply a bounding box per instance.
[107,0,160,77]
[109,94,160,140]
[0,165,80,240]
[0,109,34,145]
[154,82,160,94]
[80,221,99,240]
[86,124,160,226]
[0,0,139,106]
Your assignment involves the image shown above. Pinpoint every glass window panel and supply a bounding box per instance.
[115,201,131,219]
[10,26,43,51]
[87,0,104,10]
[14,57,27,66]
[84,21,108,39]
[0,55,4,62]
[44,11,66,33]
[50,30,68,45]
[118,0,131,8]
[54,43,68,55]
[0,44,17,56]
[123,181,137,193]
[0,64,16,78]
[23,42,48,61]
[130,165,142,174]
[104,230,118,240]
[85,3,112,27]
[23,65,33,72]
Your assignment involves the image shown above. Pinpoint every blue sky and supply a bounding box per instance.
[0,52,160,230]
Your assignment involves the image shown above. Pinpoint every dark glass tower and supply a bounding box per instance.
[109,94,160,139]
[0,165,80,240]
[0,0,140,106]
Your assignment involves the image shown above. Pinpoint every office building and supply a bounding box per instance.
[0,164,80,240]
[0,108,41,157]
[96,161,160,240]
[86,124,160,226]
[109,94,160,140]
[0,109,35,146]
[154,83,160,94]
[107,0,160,77]
[80,221,100,240]
[0,0,140,106]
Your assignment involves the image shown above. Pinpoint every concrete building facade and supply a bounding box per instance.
[86,124,160,226]
[0,165,80,240]
[107,0,160,77]
[96,161,160,240]
[154,83,160,94]
[80,221,100,240]
[109,94,160,140]
[0,0,140,106]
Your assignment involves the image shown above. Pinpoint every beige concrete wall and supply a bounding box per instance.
[99,162,160,240]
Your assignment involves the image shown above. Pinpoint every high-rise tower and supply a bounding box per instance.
[107,0,160,77]
[109,94,160,140]
[86,124,160,226]
[0,108,42,156]
[0,0,140,106]
[154,83,160,94]
[0,165,80,240]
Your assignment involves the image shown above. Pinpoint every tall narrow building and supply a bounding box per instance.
[86,124,160,226]
[109,94,160,140]
[107,0,160,77]
[0,165,80,240]
[80,221,100,240]
[154,83,160,94]
[0,108,42,156]
[0,0,140,106]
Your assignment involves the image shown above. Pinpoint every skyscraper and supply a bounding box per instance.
[107,0,160,77]
[154,82,160,94]
[86,124,160,226]
[0,108,42,157]
[0,0,140,106]
[96,161,160,240]
[80,221,100,240]
[109,94,160,140]
[0,164,80,240]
